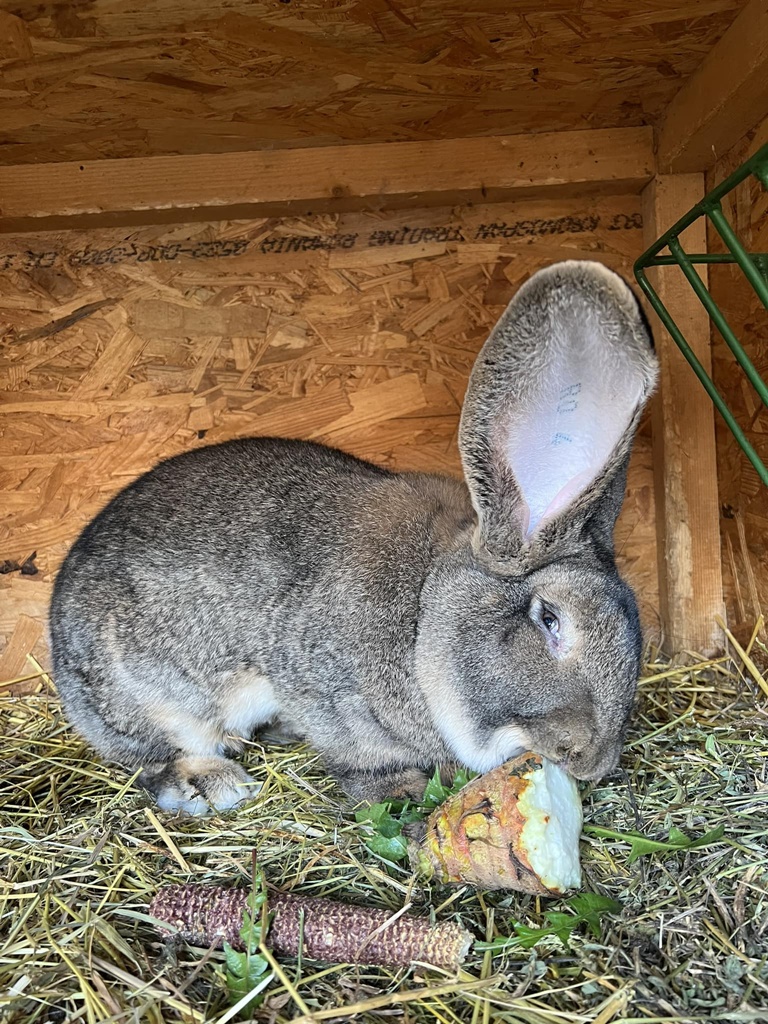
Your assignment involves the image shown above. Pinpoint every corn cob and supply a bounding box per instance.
[150,883,472,970]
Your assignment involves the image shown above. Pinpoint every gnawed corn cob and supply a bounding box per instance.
[150,883,472,970]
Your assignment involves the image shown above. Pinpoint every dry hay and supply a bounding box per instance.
[2,630,768,1024]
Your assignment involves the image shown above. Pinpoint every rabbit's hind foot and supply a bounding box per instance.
[332,762,431,804]
[139,756,260,815]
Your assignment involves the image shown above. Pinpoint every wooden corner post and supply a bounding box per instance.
[642,175,725,655]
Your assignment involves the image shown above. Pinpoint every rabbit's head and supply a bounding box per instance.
[417,261,658,781]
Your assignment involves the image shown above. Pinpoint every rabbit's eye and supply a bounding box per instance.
[529,598,564,647]
[541,611,559,636]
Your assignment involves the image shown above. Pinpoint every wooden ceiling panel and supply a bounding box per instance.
[0,0,748,163]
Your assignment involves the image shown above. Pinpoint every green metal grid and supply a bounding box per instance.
[634,142,768,487]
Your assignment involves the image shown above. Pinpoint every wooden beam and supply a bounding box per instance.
[0,127,653,232]
[657,0,768,173]
[642,174,725,655]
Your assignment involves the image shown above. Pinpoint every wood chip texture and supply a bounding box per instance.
[0,198,659,682]
[0,2,746,165]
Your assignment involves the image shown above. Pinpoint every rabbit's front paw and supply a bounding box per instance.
[140,756,261,815]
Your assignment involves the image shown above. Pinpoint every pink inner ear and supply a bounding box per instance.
[506,322,645,542]
[527,467,598,538]
[519,501,531,538]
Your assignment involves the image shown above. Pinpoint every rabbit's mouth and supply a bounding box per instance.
[557,745,623,782]
[557,759,594,781]
[519,716,625,783]
[520,731,623,782]
[526,750,584,780]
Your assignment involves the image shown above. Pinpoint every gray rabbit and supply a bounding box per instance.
[49,261,658,814]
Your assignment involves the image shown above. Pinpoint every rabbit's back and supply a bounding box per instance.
[52,437,468,643]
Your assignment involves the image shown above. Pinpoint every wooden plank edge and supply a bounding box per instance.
[0,179,651,235]
[642,174,725,655]
[0,128,654,229]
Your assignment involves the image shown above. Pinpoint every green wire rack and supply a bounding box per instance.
[634,142,768,487]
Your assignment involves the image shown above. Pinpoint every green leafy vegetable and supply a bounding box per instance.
[355,765,478,865]
[223,868,272,1015]
[584,823,725,864]
[475,893,622,953]
[355,799,423,863]
[366,832,411,863]
[421,765,477,808]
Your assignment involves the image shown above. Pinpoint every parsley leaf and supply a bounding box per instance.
[584,823,725,864]
[223,873,273,1015]
[476,893,622,953]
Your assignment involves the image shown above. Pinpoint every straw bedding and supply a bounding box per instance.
[2,631,767,1023]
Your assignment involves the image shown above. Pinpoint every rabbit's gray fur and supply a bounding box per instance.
[50,261,658,813]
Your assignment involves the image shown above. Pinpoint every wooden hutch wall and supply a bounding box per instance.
[0,195,658,681]
[3,0,768,675]
[0,1,745,164]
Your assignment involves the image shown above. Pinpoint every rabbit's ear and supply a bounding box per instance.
[459,261,658,572]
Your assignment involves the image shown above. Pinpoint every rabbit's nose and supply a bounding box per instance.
[556,724,595,760]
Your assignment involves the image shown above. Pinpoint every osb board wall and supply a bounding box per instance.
[0,0,746,163]
[0,195,658,685]
[707,116,768,639]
